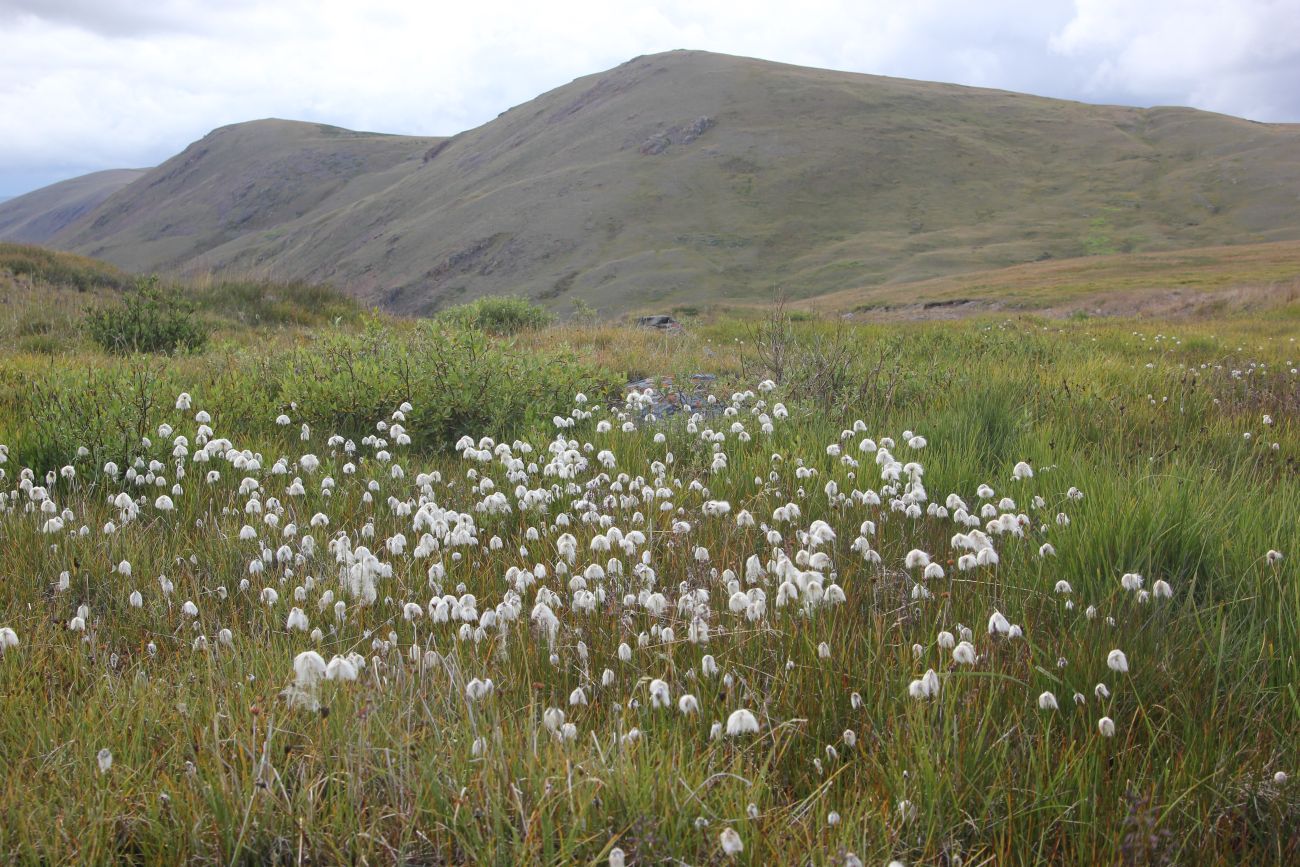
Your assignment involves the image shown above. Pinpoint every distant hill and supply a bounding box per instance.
[0,169,147,244]
[49,120,442,273]
[7,50,1300,314]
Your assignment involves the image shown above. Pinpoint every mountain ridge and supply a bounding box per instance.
[0,168,149,244]
[5,49,1300,314]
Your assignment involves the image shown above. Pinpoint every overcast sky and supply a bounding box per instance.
[2,0,1298,198]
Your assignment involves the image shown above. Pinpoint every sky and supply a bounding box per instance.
[2,0,1298,198]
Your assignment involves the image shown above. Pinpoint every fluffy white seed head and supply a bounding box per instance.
[1106,649,1129,674]
[725,708,760,736]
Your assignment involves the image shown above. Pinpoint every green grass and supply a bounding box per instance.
[0,242,131,292]
[0,244,364,350]
[0,299,1296,864]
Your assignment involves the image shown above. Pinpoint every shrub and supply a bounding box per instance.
[280,319,619,450]
[570,298,600,326]
[436,295,554,335]
[0,356,175,473]
[85,276,210,354]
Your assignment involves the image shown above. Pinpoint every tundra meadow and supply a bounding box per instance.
[0,263,1297,865]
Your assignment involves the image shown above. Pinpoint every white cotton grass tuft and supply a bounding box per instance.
[293,651,327,687]
[904,549,930,570]
[649,678,671,709]
[1038,691,1059,711]
[952,641,977,666]
[466,678,494,701]
[908,669,940,700]
[97,748,113,774]
[1098,716,1116,737]
[1106,649,1129,673]
[543,708,566,734]
[0,627,17,652]
[326,655,358,681]
[725,708,760,736]
[719,827,744,856]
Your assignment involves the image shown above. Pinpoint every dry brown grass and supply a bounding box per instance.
[805,238,1300,318]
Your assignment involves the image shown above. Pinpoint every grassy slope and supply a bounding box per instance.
[0,169,148,244]
[15,50,1300,316]
[808,238,1300,316]
[0,243,363,355]
[52,120,442,273]
[7,237,1300,346]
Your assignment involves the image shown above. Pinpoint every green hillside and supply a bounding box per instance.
[8,50,1300,315]
[53,119,442,273]
[0,168,147,243]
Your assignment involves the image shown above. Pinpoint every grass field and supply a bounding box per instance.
[809,238,1300,317]
[0,251,1297,864]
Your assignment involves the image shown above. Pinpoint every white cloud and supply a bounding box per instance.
[0,0,1296,196]
[1050,0,1300,118]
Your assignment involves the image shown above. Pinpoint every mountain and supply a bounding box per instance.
[49,120,442,273]
[9,50,1300,314]
[0,169,148,244]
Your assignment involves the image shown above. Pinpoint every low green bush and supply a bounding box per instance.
[2,317,623,471]
[84,276,210,354]
[436,295,554,335]
[0,356,176,472]
[281,319,620,450]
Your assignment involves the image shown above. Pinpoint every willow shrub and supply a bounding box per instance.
[434,295,555,335]
[275,318,620,450]
[2,319,623,471]
[84,276,210,355]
